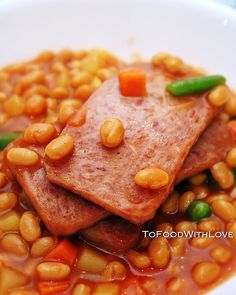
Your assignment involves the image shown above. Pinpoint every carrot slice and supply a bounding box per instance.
[37,282,70,295]
[228,120,236,138]
[118,69,146,97]
[45,239,78,266]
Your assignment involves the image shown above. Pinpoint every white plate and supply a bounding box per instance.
[0,0,236,293]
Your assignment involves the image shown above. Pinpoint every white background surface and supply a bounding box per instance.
[0,0,236,293]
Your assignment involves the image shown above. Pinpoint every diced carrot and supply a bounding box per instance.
[37,282,70,295]
[118,69,146,97]
[228,120,236,137]
[45,239,78,266]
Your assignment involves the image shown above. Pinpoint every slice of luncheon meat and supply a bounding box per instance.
[176,116,234,183]
[5,139,108,235]
[44,64,218,224]
[80,216,142,253]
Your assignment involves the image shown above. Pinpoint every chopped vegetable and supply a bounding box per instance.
[0,133,22,150]
[37,282,70,295]
[45,239,78,266]
[118,69,146,97]
[187,200,211,221]
[166,75,226,96]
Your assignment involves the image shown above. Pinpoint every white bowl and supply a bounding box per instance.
[0,0,236,293]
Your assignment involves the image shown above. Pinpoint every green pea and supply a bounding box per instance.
[187,200,211,221]
[0,133,22,150]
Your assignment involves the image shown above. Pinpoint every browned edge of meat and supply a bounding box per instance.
[176,116,234,183]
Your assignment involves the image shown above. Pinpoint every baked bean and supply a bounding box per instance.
[210,245,232,264]
[25,95,46,115]
[7,148,39,166]
[0,172,7,188]
[175,221,196,233]
[72,284,91,295]
[97,68,113,81]
[224,93,236,116]
[188,173,207,186]
[148,237,170,268]
[4,95,25,116]
[8,290,39,295]
[0,265,28,294]
[51,86,69,99]
[156,222,173,234]
[192,262,221,286]
[210,162,234,189]
[77,247,108,273]
[37,50,54,62]
[19,211,41,242]
[30,236,54,257]
[0,211,20,232]
[161,191,179,214]
[24,123,56,145]
[226,148,236,168]
[56,72,70,88]
[190,237,213,249]
[68,105,87,127]
[23,85,49,99]
[36,262,70,281]
[58,48,74,62]
[204,193,229,204]
[126,250,151,268]
[152,53,171,66]
[179,191,195,213]
[58,100,82,124]
[93,283,120,295]
[74,84,93,101]
[208,85,229,107]
[226,220,236,246]
[45,135,74,160]
[197,219,221,232]
[20,70,45,89]
[6,62,25,74]
[192,184,209,199]
[142,278,160,293]
[71,72,93,88]
[0,192,17,212]
[51,61,67,73]
[46,98,58,111]
[135,167,169,190]
[166,277,185,292]
[91,77,102,90]
[0,233,28,256]
[100,118,125,148]
[44,113,58,124]
[0,92,7,101]
[102,261,127,280]
[0,113,9,126]
[169,238,186,256]
[163,56,186,74]
[212,199,236,221]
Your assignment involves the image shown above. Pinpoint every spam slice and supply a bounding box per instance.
[80,216,142,253]
[176,117,234,183]
[5,139,108,235]
[44,64,218,224]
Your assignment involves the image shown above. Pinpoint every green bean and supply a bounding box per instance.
[187,200,211,221]
[0,133,22,150]
[166,75,226,96]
